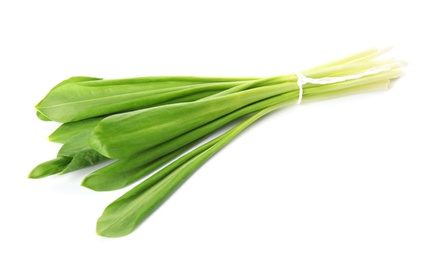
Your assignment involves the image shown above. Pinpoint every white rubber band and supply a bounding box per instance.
[295,67,391,104]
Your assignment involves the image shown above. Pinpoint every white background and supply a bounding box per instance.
[1,0,420,259]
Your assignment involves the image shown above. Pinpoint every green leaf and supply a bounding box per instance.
[28,157,72,179]
[96,104,286,237]
[89,83,291,159]
[49,117,104,143]
[36,77,255,123]
[82,141,192,191]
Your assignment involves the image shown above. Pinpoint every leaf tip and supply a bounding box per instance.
[80,175,98,190]
[81,173,123,192]
[96,216,131,238]
[28,165,55,179]
[28,157,71,179]
[88,132,113,159]
[35,110,52,121]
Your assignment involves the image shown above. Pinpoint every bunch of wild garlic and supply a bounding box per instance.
[30,49,404,237]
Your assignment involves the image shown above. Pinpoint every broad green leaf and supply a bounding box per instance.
[89,83,293,159]
[96,104,286,237]
[36,77,255,123]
